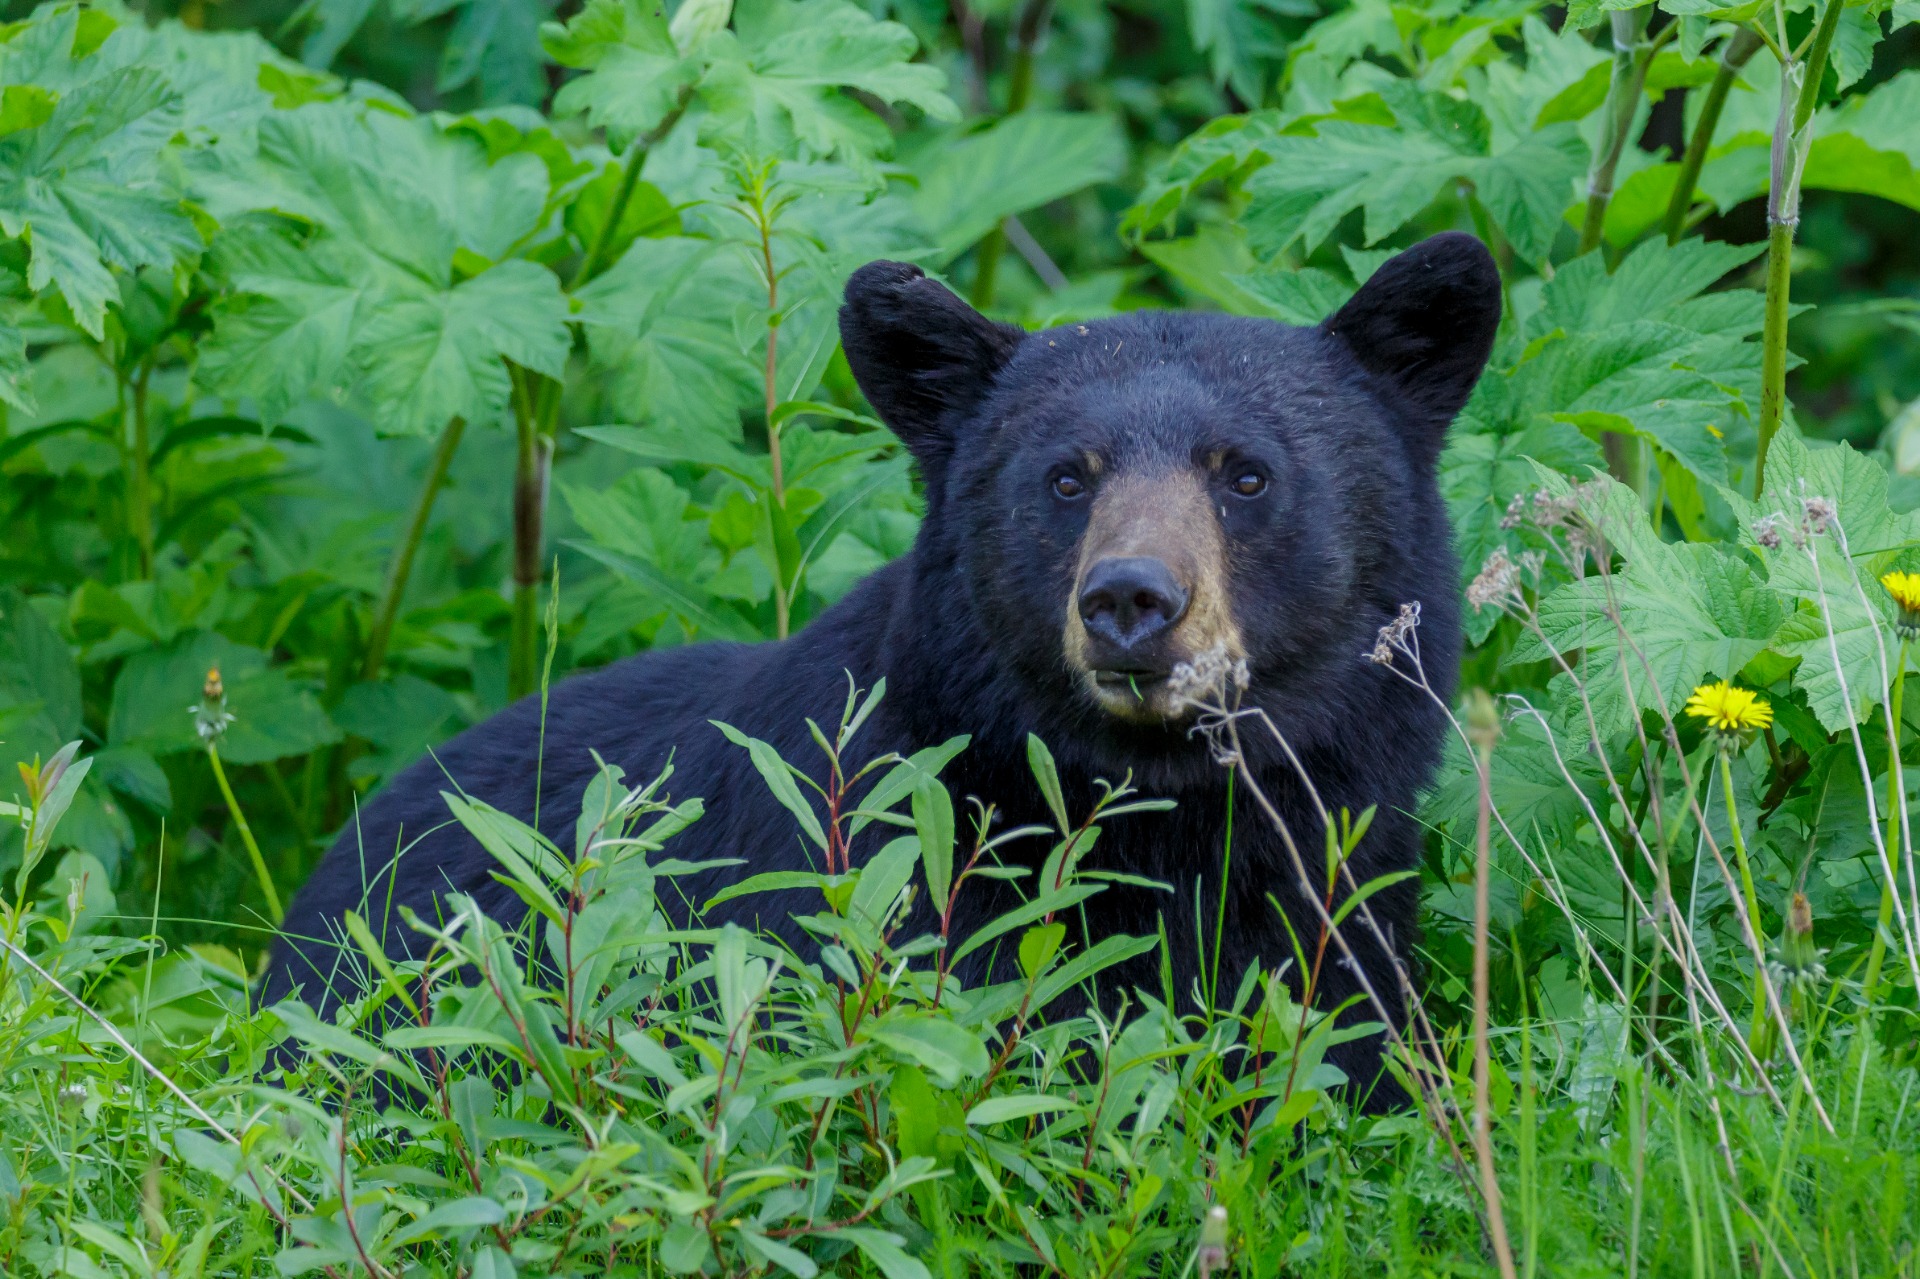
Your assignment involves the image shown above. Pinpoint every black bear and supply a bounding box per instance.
[262,232,1500,1103]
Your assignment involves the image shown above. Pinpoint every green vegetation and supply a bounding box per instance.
[2,0,1920,1272]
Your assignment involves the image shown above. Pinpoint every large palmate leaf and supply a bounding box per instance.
[0,10,201,339]
[1442,237,1764,644]
[573,235,764,436]
[194,102,569,433]
[910,112,1127,264]
[544,0,699,148]
[1726,429,1920,732]
[1507,237,1765,483]
[546,0,956,162]
[1238,81,1586,264]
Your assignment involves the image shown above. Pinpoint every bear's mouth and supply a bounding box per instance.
[1086,667,1184,723]
[1092,668,1168,694]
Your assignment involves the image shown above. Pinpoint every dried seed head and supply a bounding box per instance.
[1366,601,1423,666]
[1802,496,1835,536]
[1466,548,1520,611]
[1168,643,1249,711]
[1752,514,1784,551]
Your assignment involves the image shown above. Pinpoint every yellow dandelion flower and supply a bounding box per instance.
[1685,681,1773,736]
[1883,571,1920,641]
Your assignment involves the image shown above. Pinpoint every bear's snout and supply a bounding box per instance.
[1062,468,1246,723]
[1078,556,1190,660]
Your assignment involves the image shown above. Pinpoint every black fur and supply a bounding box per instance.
[262,234,1501,1105]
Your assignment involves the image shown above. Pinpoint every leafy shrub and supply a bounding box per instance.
[4,0,1920,1271]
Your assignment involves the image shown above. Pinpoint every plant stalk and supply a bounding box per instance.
[1753,0,1842,497]
[127,359,155,578]
[1664,30,1763,244]
[1468,691,1518,1279]
[1720,749,1768,1046]
[1578,9,1655,259]
[208,744,281,922]
[1861,638,1911,1002]
[969,0,1054,310]
[509,405,553,700]
[363,416,466,682]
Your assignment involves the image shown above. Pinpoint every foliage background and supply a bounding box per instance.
[4,0,1920,1271]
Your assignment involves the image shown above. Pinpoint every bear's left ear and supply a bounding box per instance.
[1323,232,1501,445]
[840,261,1025,465]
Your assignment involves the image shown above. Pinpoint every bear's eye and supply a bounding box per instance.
[1231,471,1268,498]
[1051,473,1086,500]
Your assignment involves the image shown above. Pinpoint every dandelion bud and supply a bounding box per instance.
[1197,1204,1229,1278]
[1466,688,1499,753]
[1768,891,1826,1002]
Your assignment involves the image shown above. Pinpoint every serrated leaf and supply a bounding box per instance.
[910,112,1127,262]
[1240,82,1587,264]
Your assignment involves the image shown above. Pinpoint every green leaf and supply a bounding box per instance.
[356,261,569,436]
[912,775,954,909]
[1026,734,1070,835]
[106,632,340,764]
[574,236,764,436]
[965,1094,1076,1125]
[1239,83,1587,264]
[698,0,959,164]
[1017,921,1066,980]
[713,720,828,848]
[865,1012,990,1087]
[544,0,699,148]
[910,112,1127,263]
[0,60,200,338]
[1734,427,1920,731]
[1510,474,1779,734]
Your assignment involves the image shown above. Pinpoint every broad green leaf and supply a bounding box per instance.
[106,631,340,764]
[545,0,699,148]
[355,261,569,436]
[910,112,1127,263]
[1510,474,1779,734]
[865,1012,989,1087]
[574,236,763,435]
[697,0,959,164]
[1734,428,1920,730]
[1239,82,1587,264]
[0,51,199,338]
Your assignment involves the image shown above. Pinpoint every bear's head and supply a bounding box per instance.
[839,233,1500,739]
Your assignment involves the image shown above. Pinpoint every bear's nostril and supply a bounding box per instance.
[1078,557,1190,652]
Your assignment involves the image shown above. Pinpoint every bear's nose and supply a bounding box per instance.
[1078,557,1190,658]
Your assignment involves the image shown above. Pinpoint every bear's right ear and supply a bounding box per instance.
[839,262,1024,460]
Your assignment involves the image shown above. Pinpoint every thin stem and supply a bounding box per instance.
[969,0,1054,310]
[127,358,155,578]
[1578,10,1658,259]
[1754,0,1841,496]
[1207,768,1235,1011]
[570,92,695,293]
[363,415,466,682]
[509,397,553,700]
[1861,637,1911,1001]
[1718,749,1766,1046]
[1469,692,1518,1279]
[208,744,282,922]
[1664,30,1763,244]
